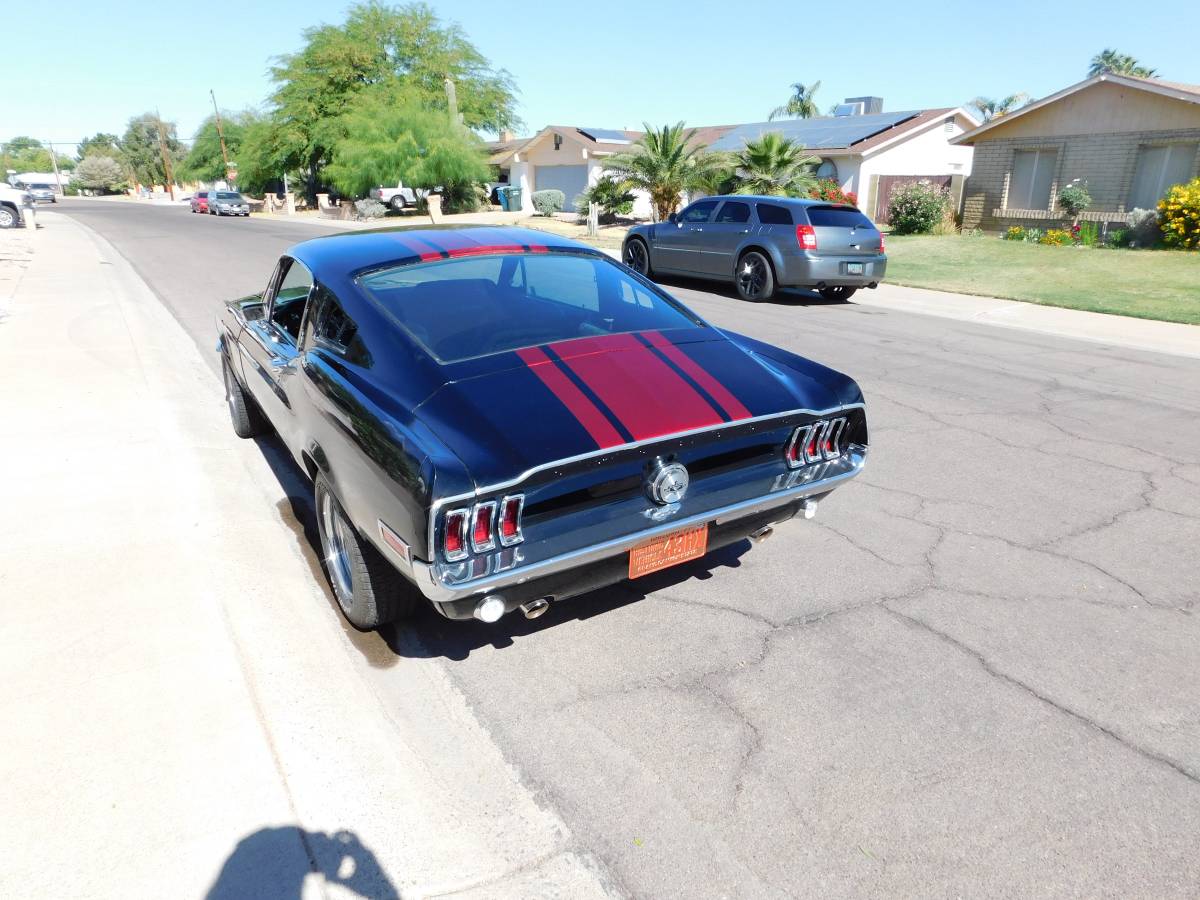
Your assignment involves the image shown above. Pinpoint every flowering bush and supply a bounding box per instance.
[1005,226,1025,241]
[1057,180,1091,220]
[1158,177,1200,250]
[808,179,858,207]
[1038,228,1072,246]
[887,180,950,235]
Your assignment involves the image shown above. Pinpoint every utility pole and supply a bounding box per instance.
[154,110,176,200]
[46,140,63,197]
[209,89,231,179]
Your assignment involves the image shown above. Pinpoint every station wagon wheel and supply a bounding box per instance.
[818,286,857,302]
[735,251,775,302]
[623,238,651,276]
[314,474,417,630]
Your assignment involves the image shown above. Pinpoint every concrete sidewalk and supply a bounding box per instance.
[0,215,612,899]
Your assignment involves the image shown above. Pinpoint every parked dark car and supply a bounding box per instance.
[209,191,250,216]
[190,190,210,213]
[26,183,56,203]
[216,227,868,629]
[622,196,886,302]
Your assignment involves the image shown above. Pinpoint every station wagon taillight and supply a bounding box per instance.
[796,224,818,251]
[785,418,848,469]
[443,508,469,560]
[879,233,886,253]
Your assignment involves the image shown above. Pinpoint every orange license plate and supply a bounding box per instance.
[628,524,709,579]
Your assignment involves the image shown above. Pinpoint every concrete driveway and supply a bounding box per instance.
[54,199,1200,898]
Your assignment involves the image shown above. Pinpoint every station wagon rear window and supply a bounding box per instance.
[358,252,703,363]
[806,206,876,229]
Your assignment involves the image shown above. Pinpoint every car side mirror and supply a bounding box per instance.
[667,213,678,224]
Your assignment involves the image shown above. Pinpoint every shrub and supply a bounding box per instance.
[439,181,484,214]
[808,179,858,207]
[353,198,387,219]
[1158,177,1200,250]
[1126,208,1162,247]
[887,180,950,235]
[1004,226,1026,241]
[531,189,564,216]
[1077,221,1100,246]
[1057,180,1091,220]
[1038,228,1072,246]
[1105,226,1130,248]
[1022,227,1044,243]
[575,177,635,223]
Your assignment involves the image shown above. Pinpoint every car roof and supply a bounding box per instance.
[696,195,832,208]
[288,225,598,279]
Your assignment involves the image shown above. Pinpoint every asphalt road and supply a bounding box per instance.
[60,199,1200,899]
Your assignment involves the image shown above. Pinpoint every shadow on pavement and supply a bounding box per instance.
[206,827,398,900]
[650,272,860,307]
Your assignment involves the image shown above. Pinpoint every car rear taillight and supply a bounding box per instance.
[471,501,496,553]
[879,232,886,253]
[785,417,849,469]
[443,508,469,561]
[796,224,818,250]
[498,495,524,546]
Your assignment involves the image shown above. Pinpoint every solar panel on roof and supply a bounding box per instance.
[577,127,631,144]
[707,111,920,152]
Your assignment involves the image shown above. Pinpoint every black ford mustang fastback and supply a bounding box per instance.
[217,226,867,628]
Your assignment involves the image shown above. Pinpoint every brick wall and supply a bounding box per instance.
[961,128,1200,231]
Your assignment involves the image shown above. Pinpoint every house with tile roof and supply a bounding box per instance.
[487,99,978,221]
[954,72,1200,231]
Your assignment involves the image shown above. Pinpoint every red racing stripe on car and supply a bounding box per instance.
[389,235,443,261]
[446,244,528,258]
[516,347,624,448]
[550,333,724,439]
[641,331,753,421]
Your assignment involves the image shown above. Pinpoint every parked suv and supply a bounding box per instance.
[0,182,33,228]
[190,190,210,213]
[622,196,886,302]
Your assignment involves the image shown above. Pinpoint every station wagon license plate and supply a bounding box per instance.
[628,524,709,579]
[845,262,864,275]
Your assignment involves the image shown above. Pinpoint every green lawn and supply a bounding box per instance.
[885,235,1200,325]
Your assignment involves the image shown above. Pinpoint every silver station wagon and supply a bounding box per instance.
[623,196,887,302]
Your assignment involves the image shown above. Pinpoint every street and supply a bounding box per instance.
[57,200,1200,898]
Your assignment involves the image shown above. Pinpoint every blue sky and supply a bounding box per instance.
[6,0,1196,154]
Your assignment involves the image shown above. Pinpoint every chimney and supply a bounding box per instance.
[843,96,884,115]
[499,129,514,143]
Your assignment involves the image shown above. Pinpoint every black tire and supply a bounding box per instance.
[389,195,406,212]
[222,356,268,438]
[0,205,18,229]
[623,237,652,276]
[735,250,776,302]
[818,286,858,302]
[315,474,417,630]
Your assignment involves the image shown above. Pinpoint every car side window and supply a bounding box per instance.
[308,284,372,366]
[715,201,751,224]
[679,200,718,224]
[269,259,314,343]
[756,203,793,225]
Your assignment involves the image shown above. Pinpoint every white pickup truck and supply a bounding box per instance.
[0,182,33,228]
[368,182,420,211]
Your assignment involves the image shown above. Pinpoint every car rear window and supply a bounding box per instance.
[358,252,703,363]
[806,206,876,229]
[756,203,793,225]
[215,192,242,200]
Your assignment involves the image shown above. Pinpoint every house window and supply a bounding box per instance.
[1129,143,1198,211]
[1006,149,1057,210]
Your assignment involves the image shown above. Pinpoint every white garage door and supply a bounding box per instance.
[534,165,588,212]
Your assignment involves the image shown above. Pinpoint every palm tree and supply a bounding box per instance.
[602,122,721,221]
[1088,48,1157,78]
[769,81,821,121]
[730,132,820,197]
[969,93,1031,122]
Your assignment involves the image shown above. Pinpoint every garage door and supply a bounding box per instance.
[534,165,588,212]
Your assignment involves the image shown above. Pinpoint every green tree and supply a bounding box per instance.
[969,93,1031,122]
[74,155,128,193]
[265,1,519,196]
[177,112,253,182]
[322,84,490,197]
[602,122,722,221]
[2,136,58,173]
[234,110,298,195]
[120,113,184,187]
[1088,48,1156,78]
[78,133,122,159]
[730,132,819,196]
[769,80,821,120]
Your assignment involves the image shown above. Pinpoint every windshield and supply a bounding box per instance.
[215,192,243,201]
[358,252,704,363]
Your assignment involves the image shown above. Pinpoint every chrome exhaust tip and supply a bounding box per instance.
[750,526,774,544]
[473,595,506,623]
[520,597,551,619]
[800,499,818,520]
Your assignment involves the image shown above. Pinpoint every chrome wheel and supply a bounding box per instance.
[320,490,355,604]
[736,253,769,300]
[0,207,16,228]
[623,239,649,275]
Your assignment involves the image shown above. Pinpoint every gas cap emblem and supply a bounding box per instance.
[647,459,690,506]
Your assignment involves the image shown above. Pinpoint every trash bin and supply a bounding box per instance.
[497,187,511,211]
[505,187,523,212]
